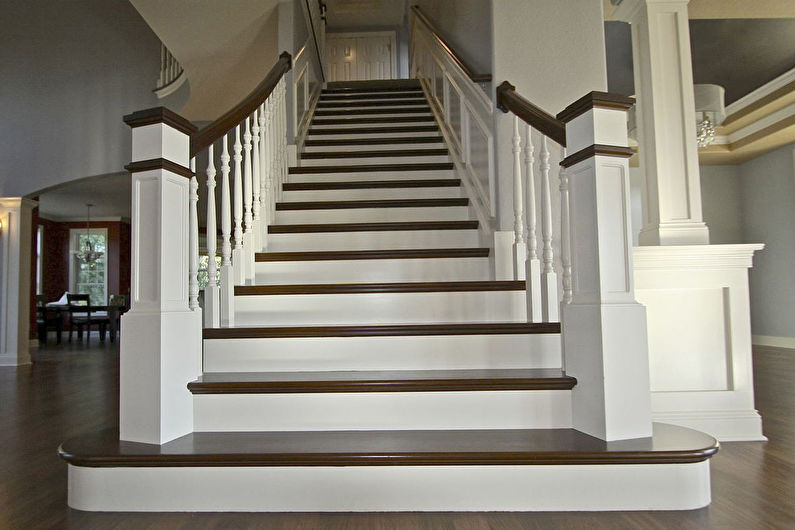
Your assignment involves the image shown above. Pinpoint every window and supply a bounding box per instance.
[69,228,108,305]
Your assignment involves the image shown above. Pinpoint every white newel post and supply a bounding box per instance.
[615,0,710,246]
[556,93,652,441]
[0,198,35,366]
[121,107,202,444]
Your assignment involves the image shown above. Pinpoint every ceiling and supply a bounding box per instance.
[606,18,795,104]
[37,173,130,221]
[604,0,795,20]
[325,0,408,29]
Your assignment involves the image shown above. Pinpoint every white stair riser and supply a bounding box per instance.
[282,186,462,201]
[275,206,469,224]
[68,463,712,512]
[300,155,450,166]
[286,170,453,182]
[254,257,490,283]
[233,290,526,326]
[266,229,478,251]
[319,94,424,101]
[203,334,562,372]
[314,111,432,119]
[302,142,445,153]
[193,391,572,432]
[311,121,435,130]
[308,131,441,140]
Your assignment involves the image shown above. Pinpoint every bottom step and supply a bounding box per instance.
[61,424,717,511]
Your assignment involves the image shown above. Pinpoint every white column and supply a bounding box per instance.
[219,133,235,327]
[511,116,526,281]
[615,0,710,246]
[557,93,652,441]
[204,144,220,328]
[121,107,202,444]
[0,198,35,366]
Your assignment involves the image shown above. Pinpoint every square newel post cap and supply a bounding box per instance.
[123,107,197,135]
[124,107,196,170]
[558,92,635,167]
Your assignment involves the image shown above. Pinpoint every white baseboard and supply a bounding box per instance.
[652,409,766,442]
[752,335,795,350]
[68,461,711,512]
[0,350,32,366]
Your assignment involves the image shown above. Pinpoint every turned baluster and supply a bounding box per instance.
[539,136,559,322]
[188,158,199,311]
[559,145,572,305]
[524,125,542,323]
[243,116,255,284]
[251,109,262,253]
[219,133,234,326]
[511,116,526,281]
[204,144,220,327]
[259,102,270,249]
[232,125,245,286]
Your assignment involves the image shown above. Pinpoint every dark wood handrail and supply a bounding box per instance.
[411,5,492,84]
[496,81,566,146]
[190,52,292,157]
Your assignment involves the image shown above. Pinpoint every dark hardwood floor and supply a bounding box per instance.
[1,336,793,529]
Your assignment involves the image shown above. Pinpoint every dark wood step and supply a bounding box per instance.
[204,322,558,339]
[275,198,468,211]
[235,281,524,296]
[255,248,489,262]
[312,116,436,126]
[187,369,576,394]
[314,107,431,116]
[308,125,439,136]
[304,136,443,147]
[300,148,448,160]
[289,162,453,174]
[283,179,460,191]
[320,91,425,101]
[59,424,719,468]
[268,220,479,233]
[316,99,428,108]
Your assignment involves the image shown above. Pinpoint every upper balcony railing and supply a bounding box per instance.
[154,43,186,99]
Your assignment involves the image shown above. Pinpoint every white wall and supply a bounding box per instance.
[0,0,163,198]
[738,145,795,341]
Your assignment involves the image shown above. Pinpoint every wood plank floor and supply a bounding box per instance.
[1,338,793,528]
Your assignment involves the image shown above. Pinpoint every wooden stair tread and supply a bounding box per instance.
[275,198,468,210]
[312,116,436,125]
[59,424,718,467]
[304,136,443,146]
[314,107,431,116]
[268,221,479,233]
[316,99,428,108]
[308,125,439,135]
[235,281,524,295]
[300,148,448,159]
[255,248,489,261]
[289,162,453,174]
[187,369,576,394]
[283,179,460,190]
[203,322,560,339]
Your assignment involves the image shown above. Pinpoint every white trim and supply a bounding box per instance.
[67,461,712,512]
[633,243,765,270]
[153,71,187,99]
[752,334,795,349]
[38,215,129,223]
[725,66,795,117]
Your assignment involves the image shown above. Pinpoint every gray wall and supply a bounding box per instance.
[0,0,162,198]
[738,145,795,339]
[700,165,743,244]
[412,0,492,75]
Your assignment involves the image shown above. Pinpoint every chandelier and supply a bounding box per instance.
[694,84,726,149]
[75,204,104,264]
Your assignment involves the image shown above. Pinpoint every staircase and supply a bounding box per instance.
[61,80,717,512]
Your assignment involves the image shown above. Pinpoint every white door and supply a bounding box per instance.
[326,33,395,82]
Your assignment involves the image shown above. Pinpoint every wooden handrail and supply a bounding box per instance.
[190,52,292,156]
[496,81,566,146]
[411,5,492,84]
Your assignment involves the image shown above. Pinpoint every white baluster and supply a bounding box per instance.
[204,144,220,327]
[259,102,269,249]
[232,125,245,286]
[539,136,559,322]
[251,108,262,253]
[559,146,572,305]
[511,116,526,281]
[267,95,276,214]
[279,79,287,195]
[243,116,255,284]
[524,125,542,323]
[189,158,199,311]
[220,133,235,326]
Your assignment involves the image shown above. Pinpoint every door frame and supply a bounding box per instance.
[325,31,398,81]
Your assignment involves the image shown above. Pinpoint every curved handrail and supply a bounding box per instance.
[411,5,492,84]
[190,52,293,156]
[496,81,566,146]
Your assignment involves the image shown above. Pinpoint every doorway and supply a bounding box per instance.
[326,31,397,82]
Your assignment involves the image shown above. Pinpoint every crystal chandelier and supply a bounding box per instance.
[75,204,104,264]
[694,84,726,149]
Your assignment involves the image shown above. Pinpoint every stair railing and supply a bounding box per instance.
[189,51,293,328]
[410,5,496,229]
[154,43,186,98]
